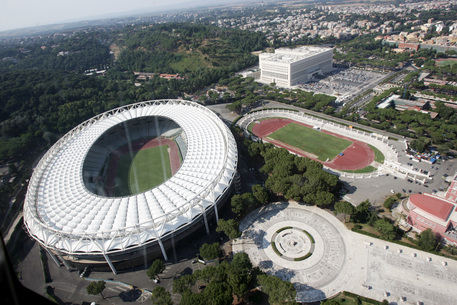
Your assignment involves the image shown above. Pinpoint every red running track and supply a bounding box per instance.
[251,118,374,171]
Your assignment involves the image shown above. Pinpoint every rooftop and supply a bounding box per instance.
[259,46,332,64]
[409,193,455,221]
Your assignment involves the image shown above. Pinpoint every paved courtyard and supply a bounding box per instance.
[233,202,457,304]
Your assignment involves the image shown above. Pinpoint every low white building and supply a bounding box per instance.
[259,46,333,87]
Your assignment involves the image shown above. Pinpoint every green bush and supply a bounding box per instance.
[276,226,292,233]
[383,196,397,211]
[271,241,282,256]
[342,291,386,304]
[303,230,315,243]
[293,252,312,261]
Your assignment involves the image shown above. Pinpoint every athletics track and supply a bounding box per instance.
[251,118,375,171]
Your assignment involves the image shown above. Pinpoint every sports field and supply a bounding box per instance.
[114,145,171,196]
[268,123,352,161]
[436,59,457,67]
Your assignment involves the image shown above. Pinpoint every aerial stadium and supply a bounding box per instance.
[23,100,238,274]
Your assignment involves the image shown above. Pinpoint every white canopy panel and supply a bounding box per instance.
[23,100,237,255]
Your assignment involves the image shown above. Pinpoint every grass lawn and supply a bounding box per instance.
[268,123,352,161]
[437,59,457,67]
[170,52,211,72]
[115,145,171,196]
[368,144,385,164]
[341,165,377,174]
[328,292,384,305]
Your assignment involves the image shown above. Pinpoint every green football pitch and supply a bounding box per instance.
[114,145,171,196]
[268,123,352,161]
[437,60,457,67]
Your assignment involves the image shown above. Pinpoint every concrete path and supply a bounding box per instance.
[233,201,457,305]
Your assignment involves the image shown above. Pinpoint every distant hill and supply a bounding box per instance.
[114,22,267,75]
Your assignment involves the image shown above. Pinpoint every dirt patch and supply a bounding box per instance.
[109,43,122,61]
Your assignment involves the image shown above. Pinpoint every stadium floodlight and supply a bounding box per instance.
[23,100,237,274]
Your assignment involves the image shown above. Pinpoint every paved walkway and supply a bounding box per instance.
[233,201,457,304]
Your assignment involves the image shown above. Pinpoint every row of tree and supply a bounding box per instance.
[239,138,340,206]
[334,199,438,252]
[338,85,457,153]
[223,76,336,115]
[171,252,296,305]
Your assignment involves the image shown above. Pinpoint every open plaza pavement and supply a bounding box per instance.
[234,202,457,305]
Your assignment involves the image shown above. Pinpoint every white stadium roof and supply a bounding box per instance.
[24,100,237,256]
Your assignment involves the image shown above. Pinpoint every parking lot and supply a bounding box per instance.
[341,139,457,206]
[294,68,387,98]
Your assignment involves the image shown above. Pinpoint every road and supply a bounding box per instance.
[209,100,413,141]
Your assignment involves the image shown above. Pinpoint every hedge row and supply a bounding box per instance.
[351,228,457,261]
[342,291,387,304]
[271,241,282,256]
[294,252,313,261]
[303,230,315,243]
[276,226,292,234]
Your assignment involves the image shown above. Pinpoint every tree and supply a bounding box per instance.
[202,282,233,305]
[227,268,251,299]
[351,200,375,224]
[334,201,355,222]
[151,286,172,305]
[409,139,426,152]
[173,274,196,294]
[383,196,397,211]
[417,228,437,251]
[194,265,227,284]
[231,194,246,215]
[216,219,241,240]
[374,218,396,241]
[228,252,253,299]
[257,274,296,305]
[226,101,242,113]
[252,184,269,204]
[199,242,221,261]
[87,280,106,299]
[231,252,252,272]
[314,191,335,206]
[147,259,165,280]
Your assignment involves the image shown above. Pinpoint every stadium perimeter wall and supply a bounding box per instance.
[237,109,399,178]
[23,100,238,274]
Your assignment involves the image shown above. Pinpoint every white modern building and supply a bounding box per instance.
[259,46,333,87]
[23,100,237,274]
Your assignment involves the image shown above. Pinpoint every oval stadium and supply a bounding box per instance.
[23,100,238,273]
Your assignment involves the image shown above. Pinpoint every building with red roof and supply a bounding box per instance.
[402,192,457,245]
[445,177,457,203]
[398,43,420,51]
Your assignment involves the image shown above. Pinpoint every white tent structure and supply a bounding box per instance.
[23,100,237,274]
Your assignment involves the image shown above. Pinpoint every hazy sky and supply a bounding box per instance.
[0,0,210,32]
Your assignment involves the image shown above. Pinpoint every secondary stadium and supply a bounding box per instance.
[23,100,238,273]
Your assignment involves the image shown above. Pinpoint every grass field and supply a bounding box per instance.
[368,144,385,164]
[437,59,457,67]
[114,145,171,196]
[341,165,377,174]
[268,123,352,161]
